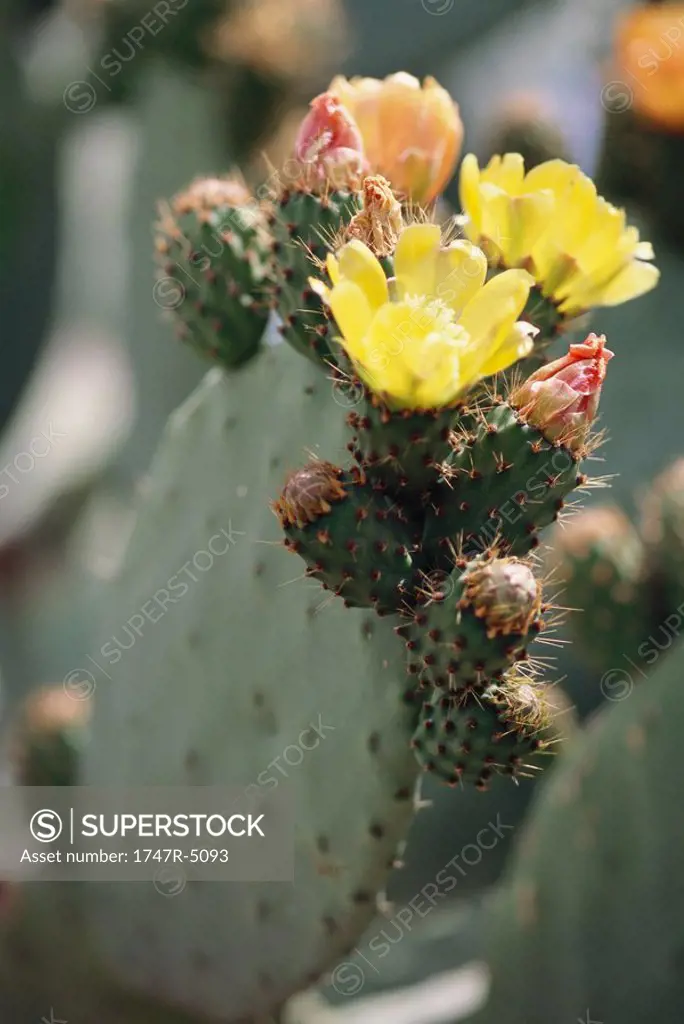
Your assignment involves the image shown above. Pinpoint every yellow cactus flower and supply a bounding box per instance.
[327,73,463,205]
[311,223,537,410]
[459,153,659,317]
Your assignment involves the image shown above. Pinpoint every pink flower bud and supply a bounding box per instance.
[293,92,368,185]
[510,334,614,451]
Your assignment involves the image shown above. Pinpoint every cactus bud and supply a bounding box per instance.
[510,333,613,451]
[462,558,542,638]
[293,92,368,188]
[272,460,348,529]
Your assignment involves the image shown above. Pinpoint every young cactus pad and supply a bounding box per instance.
[155,176,271,369]
[398,555,544,691]
[412,677,557,789]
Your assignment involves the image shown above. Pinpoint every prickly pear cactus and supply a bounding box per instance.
[0,75,665,1023]
[476,613,684,1024]
[81,340,419,1022]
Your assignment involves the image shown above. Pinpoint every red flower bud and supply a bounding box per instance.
[510,334,614,451]
[294,92,368,186]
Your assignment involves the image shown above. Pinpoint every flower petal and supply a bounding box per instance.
[484,152,525,195]
[477,321,537,377]
[459,268,533,343]
[337,239,389,309]
[506,191,555,266]
[394,222,441,298]
[459,153,483,242]
[328,280,373,361]
[560,260,660,313]
[523,158,580,198]
[434,240,487,317]
[326,253,340,286]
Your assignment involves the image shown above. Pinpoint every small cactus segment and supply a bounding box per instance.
[398,555,543,690]
[268,92,364,367]
[423,399,581,561]
[641,458,684,613]
[11,686,91,787]
[348,401,458,498]
[423,336,611,562]
[411,678,555,789]
[155,176,271,369]
[548,505,652,674]
[272,460,418,615]
[269,185,361,366]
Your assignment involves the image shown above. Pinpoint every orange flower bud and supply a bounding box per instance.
[614,5,684,131]
[327,72,463,204]
[510,334,614,452]
[293,92,368,187]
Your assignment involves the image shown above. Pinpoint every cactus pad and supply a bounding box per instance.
[348,399,457,497]
[423,398,584,561]
[81,341,419,1023]
[272,460,418,615]
[398,555,543,690]
[155,176,270,369]
[478,627,684,1024]
[411,679,555,789]
[269,185,360,367]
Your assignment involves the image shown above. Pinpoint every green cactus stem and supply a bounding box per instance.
[268,182,361,367]
[422,397,584,562]
[397,554,544,691]
[272,460,419,615]
[422,335,611,563]
[411,676,557,790]
[347,400,459,501]
[155,175,270,369]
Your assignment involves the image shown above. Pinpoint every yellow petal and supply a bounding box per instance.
[326,253,340,286]
[523,159,580,198]
[336,239,389,310]
[506,191,555,266]
[328,280,373,361]
[459,153,483,241]
[434,241,487,317]
[394,223,441,298]
[477,321,537,377]
[308,276,331,303]
[634,241,654,260]
[459,268,533,343]
[479,184,513,264]
[361,304,415,399]
[532,173,596,278]
[562,260,660,312]
[485,152,525,195]
[414,352,462,409]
